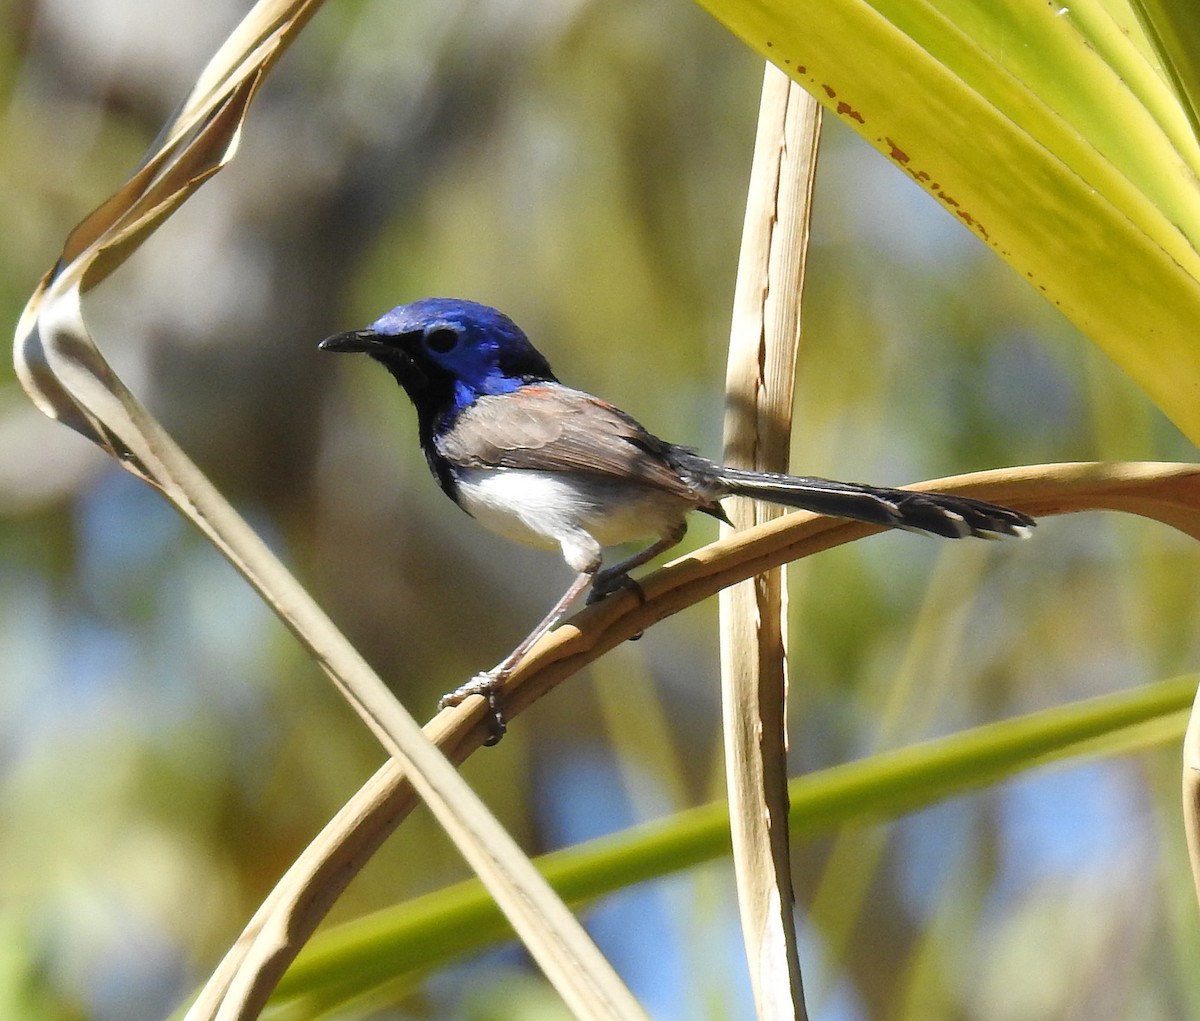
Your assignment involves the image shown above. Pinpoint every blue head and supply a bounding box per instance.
[319,298,557,425]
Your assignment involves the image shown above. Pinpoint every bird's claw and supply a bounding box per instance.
[586,572,646,607]
[586,573,646,641]
[438,671,508,746]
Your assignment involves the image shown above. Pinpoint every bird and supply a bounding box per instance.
[320,298,1034,741]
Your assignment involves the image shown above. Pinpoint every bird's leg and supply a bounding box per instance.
[586,521,687,605]
[439,569,594,744]
[439,522,686,743]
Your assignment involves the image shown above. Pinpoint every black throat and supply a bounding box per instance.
[373,353,464,502]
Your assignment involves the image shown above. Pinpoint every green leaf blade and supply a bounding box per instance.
[693,0,1200,442]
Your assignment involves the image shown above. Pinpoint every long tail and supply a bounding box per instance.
[712,465,1034,539]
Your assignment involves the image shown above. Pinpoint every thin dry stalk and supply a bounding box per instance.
[719,62,820,1020]
[1182,684,1200,909]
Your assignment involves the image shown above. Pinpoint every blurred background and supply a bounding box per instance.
[3,0,1199,1018]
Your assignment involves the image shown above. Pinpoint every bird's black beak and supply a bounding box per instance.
[318,328,385,353]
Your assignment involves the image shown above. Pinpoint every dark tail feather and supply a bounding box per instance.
[713,466,1034,539]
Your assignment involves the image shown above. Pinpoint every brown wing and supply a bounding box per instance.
[437,384,703,501]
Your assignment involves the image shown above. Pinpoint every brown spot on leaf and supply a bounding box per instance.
[822,83,836,98]
[836,101,864,123]
[953,209,990,240]
[885,138,909,164]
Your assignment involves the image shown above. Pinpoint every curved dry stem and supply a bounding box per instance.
[486,460,1200,727]
[217,460,1200,1015]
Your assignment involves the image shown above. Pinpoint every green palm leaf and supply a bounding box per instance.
[264,674,1194,1016]
[692,0,1200,442]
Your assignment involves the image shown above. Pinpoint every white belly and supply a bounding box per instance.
[454,467,693,552]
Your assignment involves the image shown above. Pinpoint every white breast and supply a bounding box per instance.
[453,467,696,571]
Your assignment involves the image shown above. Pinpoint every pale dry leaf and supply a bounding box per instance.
[13,3,648,1019]
[719,62,818,1021]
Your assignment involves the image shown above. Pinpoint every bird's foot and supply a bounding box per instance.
[586,571,645,607]
[438,671,508,746]
[586,572,646,641]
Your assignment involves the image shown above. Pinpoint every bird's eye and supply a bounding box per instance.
[424,327,460,354]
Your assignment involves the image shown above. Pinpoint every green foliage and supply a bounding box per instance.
[5,0,1200,1018]
[694,0,1200,442]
